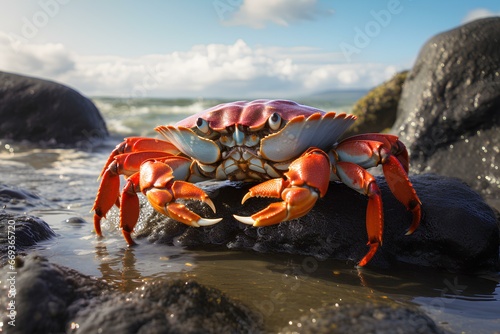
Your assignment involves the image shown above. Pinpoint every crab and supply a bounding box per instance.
[92,99,421,266]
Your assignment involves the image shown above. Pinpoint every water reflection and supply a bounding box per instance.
[95,242,142,291]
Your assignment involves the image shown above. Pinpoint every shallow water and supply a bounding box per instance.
[1,98,499,333]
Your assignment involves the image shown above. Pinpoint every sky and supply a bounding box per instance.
[0,0,499,99]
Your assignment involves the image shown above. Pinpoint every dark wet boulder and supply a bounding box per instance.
[345,70,408,137]
[135,174,499,272]
[0,71,108,146]
[0,211,56,264]
[280,303,444,334]
[0,254,262,334]
[392,18,500,211]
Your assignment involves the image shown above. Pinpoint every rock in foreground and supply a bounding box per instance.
[136,174,499,272]
[1,255,449,333]
[0,254,262,334]
[0,71,108,146]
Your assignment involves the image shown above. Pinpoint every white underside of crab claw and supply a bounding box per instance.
[233,214,256,225]
[197,217,223,226]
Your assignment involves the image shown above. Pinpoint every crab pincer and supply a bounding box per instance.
[234,148,330,226]
[117,160,221,245]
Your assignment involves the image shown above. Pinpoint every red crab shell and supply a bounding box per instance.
[176,99,328,131]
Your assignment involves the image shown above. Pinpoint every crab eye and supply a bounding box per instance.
[196,117,210,134]
[268,112,282,130]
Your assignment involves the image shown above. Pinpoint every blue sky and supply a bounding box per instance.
[0,0,499,98]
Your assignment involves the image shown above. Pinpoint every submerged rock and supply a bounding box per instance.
[0,183,51,212]
[393,17,500,211]
[280,303,444,334]
[136,174,499,272]
[0,254,262,334]
[0,211,56,264]
[0,71,108,146]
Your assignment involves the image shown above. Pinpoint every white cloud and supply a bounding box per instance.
[0,32,399,98]
[462,8,500,24]
[0,32,75,77]
[225,0,333,28]
[303,64,397,90]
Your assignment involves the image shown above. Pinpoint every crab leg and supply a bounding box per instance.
[92,151,176,238]
[99,137,181,179]
[334,161,383,266]
[92,166,120,237]
[119,172,141,245]
[335,138,422,235]
[381,155,422,235]
[234,148,330,226]
[333,137,422,265]
[339,133,410,173]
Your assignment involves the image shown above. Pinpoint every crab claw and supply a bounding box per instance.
[92,150,176,238]
[142,160,220,221]
[145,180,221,227]
[118,160,222,246]
[116,159,222,246]
[234,148,330,226]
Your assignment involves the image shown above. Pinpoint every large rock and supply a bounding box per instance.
[135,175,499,272]
[0,254,262,334]
[392,18,500,211]
[0,71,108,145]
